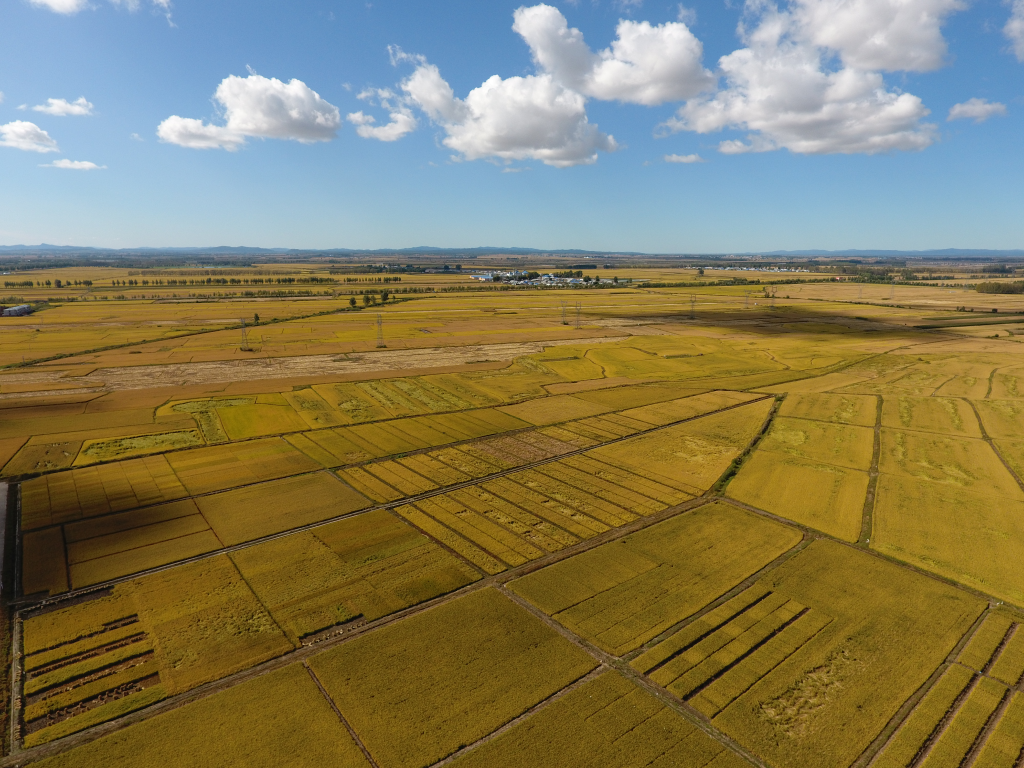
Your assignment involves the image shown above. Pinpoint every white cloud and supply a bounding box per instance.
[346,87,417,141]
[948,98,1007,122]
[157,74,341,150]
[28,0,88,13]
[512,4,714,106]
[665,153,704,162]
[32,97,94,116]
[1007,0,1024,61]
[400,62,616,167]
[789,0,964,72]
[662,1,938,155]
[0,121,60,153]
[41,159,106,169]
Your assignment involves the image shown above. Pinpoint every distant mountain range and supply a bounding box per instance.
[0,244,1022,258]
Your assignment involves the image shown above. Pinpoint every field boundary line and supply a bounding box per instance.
[858,394,883,546]
[963,683,1013,768]
[495,586,770,768]
[302,661,380,768]
[854,606,992,768]
[908,672,981,767]
[424,665,608,768]
[710,394,782,497]
[0,493,721,764]
[963,398,1024,495]
[13,395,773,611]
[623,535,813,666]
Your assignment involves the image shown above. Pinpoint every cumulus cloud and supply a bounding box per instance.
[32,97,94,116]
[0,121,60,153]
[789,0,963,71]
[512,4,714,105]
[28,0,87,13]
[948,98,1007,122]
[41,159,106,169]
[395,60,616,167]
[346,88,417,141]
[157,74,340,150]
[1007,0,1024,61]
[665,153,704,162]
[661,0,941,154]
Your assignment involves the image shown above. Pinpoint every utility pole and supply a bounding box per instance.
[240,319,250,351]
[560,300,568,325]
[376,313,386,348]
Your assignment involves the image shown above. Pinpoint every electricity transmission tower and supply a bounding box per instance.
[240,319,251,351]
[575,302,582,330]
[376,313,386,348]
[560,300,568,325]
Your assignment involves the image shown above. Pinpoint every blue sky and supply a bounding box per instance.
[0,0,1021,252]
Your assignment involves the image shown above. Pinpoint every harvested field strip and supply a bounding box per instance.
[283,432,343,468]
[920,675,1008,767]
[688,608,833,718]
[559,420,625,442]
[974,691,1024,768]
[25,641,153,698]
[67,512,212,565]
[165,438,321,496]
[989,625,1024,687]
[69,530,224,589]
[25,621,144,674]
[531,463,665,516]
[396,453,470,486]
[481,477,610,539]
[393,505,505,575]
[431,494,544,562]
[408,497,530,567]
[538,425,599,449]
[511,503,802,656]
[959,614,1016,673]
[448,486,576,552]
[561,454,684,505]
[870,664,976,768]
[335,466,404,503]
[307,589,598,768]
[364,461,438,496]
[429,447,504,479]
[510,470,636,528]
[445,671,745,768]
[25,656,157,723]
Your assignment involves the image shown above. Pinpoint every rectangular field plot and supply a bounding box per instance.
[753,417,874,470]
[636,541,984,768]
[510,502,802,656]
[586,400,774,494]
[165,437,322,495]
[447,671,753,768]
[229,509,479,643]
[307,588,598,768]
[880,395,982,437]
[20,555,293,746]
[727,462,866,545]
[878,429,1022,496]
[977,399,1024,439]
[872,474,1024,604]
[776,393,877,427]
[196,471,370,546]
[498,394,613,426]
[29,665,371,768]
[20,455,188,530]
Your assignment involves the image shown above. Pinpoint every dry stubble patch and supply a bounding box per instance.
[880,395,982,437]
[307,588,598,768]
[196,471,370,546]
[29,664,371,768]
[510,501,802,656]
[700,541,984,768]
[447,670,747,768]
[878,429,1022,496]
[498,394,613,426]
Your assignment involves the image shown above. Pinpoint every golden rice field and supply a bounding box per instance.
[8,268,1024,768]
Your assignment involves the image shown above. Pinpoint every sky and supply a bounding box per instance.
[0,0,1021,252]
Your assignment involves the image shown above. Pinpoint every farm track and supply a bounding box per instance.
[964,398,1024,495]
[858,395,883,546]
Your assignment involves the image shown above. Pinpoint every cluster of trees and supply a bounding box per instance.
[4,279,93,288]
[976,282,1024,294]
[116,276,336,286]
[341,277,402,283]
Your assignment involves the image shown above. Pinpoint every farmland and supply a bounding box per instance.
[5,258,1024,768]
